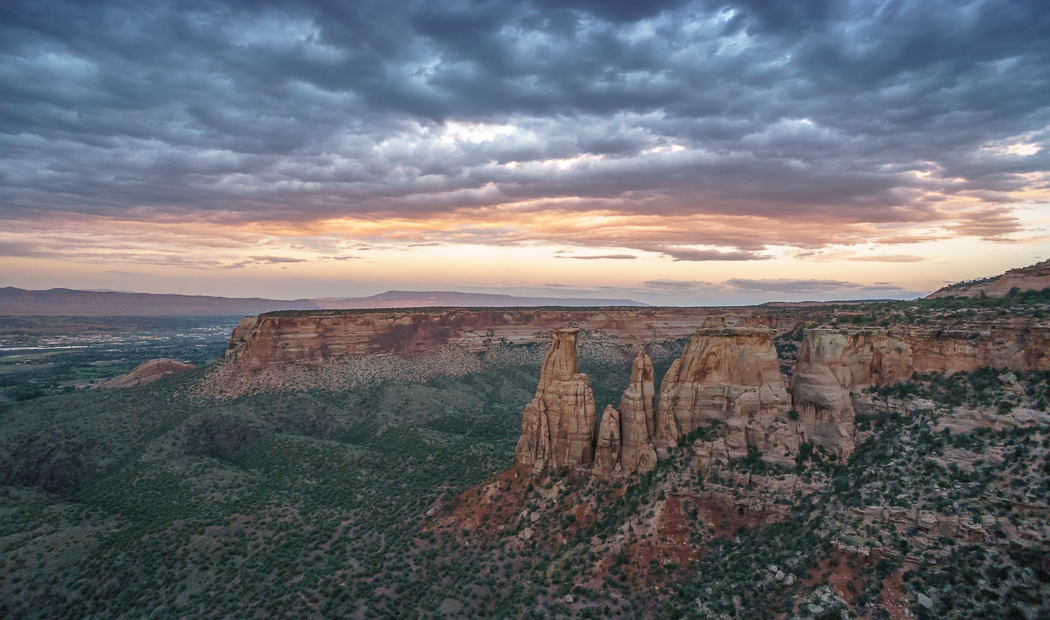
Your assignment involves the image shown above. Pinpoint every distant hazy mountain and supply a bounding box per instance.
[0,288,320,316]
[0,287,646,316]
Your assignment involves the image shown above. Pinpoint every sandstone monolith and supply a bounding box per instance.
[617,353,658,474]
[654,326,790,458]
[514,328,597,472]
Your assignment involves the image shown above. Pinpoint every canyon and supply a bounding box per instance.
[514,319,1050,476]
[205,305,1049,473]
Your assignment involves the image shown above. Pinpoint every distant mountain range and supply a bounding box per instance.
[0,287,647,316]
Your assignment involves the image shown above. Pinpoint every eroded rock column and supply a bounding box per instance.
[515,328,598,473]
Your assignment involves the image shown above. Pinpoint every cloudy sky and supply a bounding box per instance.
[2,0,1048,304]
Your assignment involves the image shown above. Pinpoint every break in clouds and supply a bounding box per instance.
[1,0,1049,262]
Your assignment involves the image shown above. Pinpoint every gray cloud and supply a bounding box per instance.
[249,256,306,264]
[1,0,1048,253]
[656,248,770,262]
[555,254,637,260]
[725,278,904,294]
[640,279,724,293]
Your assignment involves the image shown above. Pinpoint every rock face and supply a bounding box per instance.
[790,324,1050,456]
[793,325,1050,414]
[617,353,658,474]
[654,326,791,458]
[927,257,1050,298]
[515,329,597,473]
[102,358,196,388]
[594,405,621,472]
[205,308,819,398]
[594,353,659,475]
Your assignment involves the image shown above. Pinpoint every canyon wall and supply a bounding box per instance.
[222,309,789,364]
[205,305,1048,471]
[791,324,1050,448]
[201,308,812,397]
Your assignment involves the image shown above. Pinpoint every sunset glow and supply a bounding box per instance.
[2,1,1048,304]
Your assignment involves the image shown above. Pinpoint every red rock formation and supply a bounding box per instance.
[654,326,791,458]
[516,400,552,474]
[515,329,597,472]
[229,316,257,347]
[790,324,1050,457]
[617,353,658,474]
[102,358,196,388]
[594,353,659,476]
[594,405,621,472]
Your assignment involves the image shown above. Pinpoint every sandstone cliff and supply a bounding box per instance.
[792,325,1050,417]
[515,329,598,473]
[203,308,815,398]
[102,358,196,388]
[654,326,791,459]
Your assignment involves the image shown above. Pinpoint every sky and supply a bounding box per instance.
[1,0,1049,306]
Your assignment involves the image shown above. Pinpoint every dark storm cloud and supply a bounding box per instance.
[1,0,1048,251]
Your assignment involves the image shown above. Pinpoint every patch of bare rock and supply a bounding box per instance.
[514,318,1050,480]
[101,358,196,388]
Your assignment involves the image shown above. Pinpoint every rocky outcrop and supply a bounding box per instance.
[791,325,1050,455]
[515,329,597,473]
[594,353,658,476]
[102,358,196,388]
[618,353,658,474]
[203,308,823,398]
[654,326,791,458]
[594,406,621,472]
[229,316,258,347]
[927,257,1050,298]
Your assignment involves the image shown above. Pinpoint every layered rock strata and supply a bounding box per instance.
[203,308,822,397]
[594,353,658,475]
[791,325,1050,450]
[654,326,793,460]
[515,329,597,473]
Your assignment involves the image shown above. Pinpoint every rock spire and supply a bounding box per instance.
[515,329,598,473]
[594,352,659,475]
